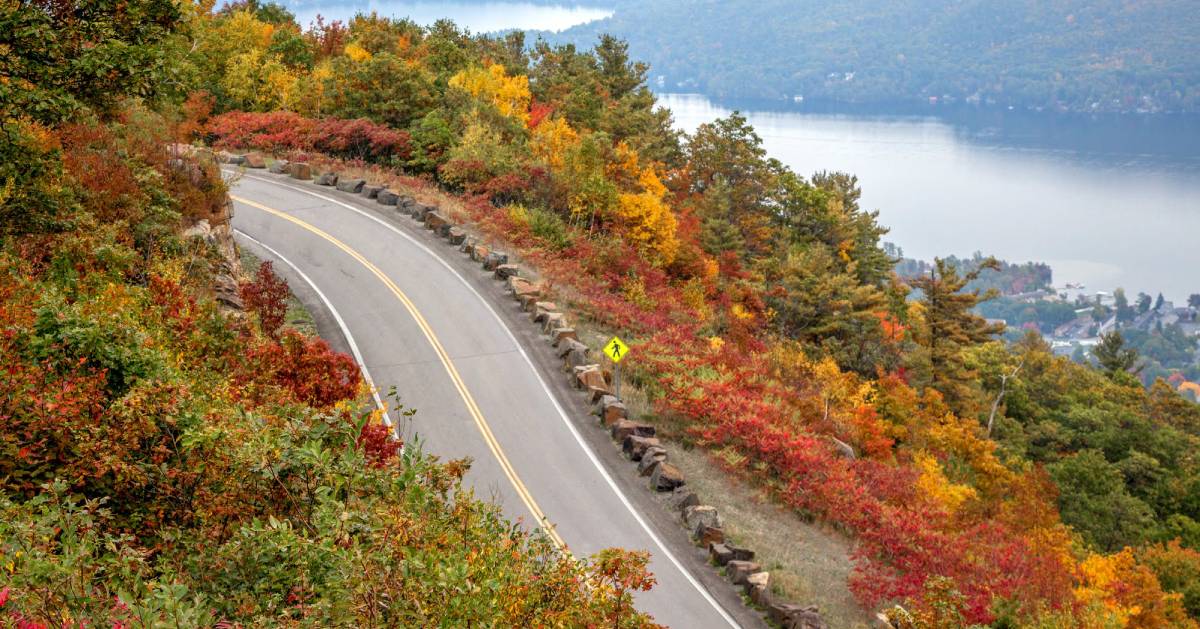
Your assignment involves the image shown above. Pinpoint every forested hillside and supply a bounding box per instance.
[6,0,1200,626]
[0,2,656,625]
[546,0,1200,113]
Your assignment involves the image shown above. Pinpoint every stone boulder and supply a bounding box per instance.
[684,505,722,534]
[511,278,542,303]
[637,446,668,475]
[494,264,520,280]
[588,386,612,403]
[336,178,365,193]
[649,461,685,492]
[622,435,661,461]
[556,343,590,374]
[709,543,735,566]
[425,211,449,231]
[769,604,828,629]
[316,171,339,186]
[552,328,578,346]
[471,243,491,263]
[748,582,772,607]
[669,490,700,513]
[562,343,593,372]
[447,227,467,245]
[288,162,313,180]
[376,189,399,205]
[744,572,770,605]
[216,150,244,164]
[725,560,761,586]
[268,159,289,174]
[213,272,243,310]
[611,420,655,442]
[575,365,607,391]
[397,195,417,212]
[556,337,588,359]
[530,301,558,323]
[745,571,770,592]
[696,524,725,546]
[726,546,756,562]
[541,312,568,335]
[599,399,627,426]
[483,251,509,271]
[594,394,619,414]
[412,204,435,220]
[243,152,267,168]
[362,184,384,198]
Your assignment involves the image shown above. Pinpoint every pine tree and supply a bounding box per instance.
[1094,330,1141,377]
[1138,292,1153,314]
[910,257,1004,414]
[1115,288,1135,323]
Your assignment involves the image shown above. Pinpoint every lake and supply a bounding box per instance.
[281,1,611,32]
[660,93,1200,302]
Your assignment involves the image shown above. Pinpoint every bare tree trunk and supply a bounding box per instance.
[987,358,1024,438]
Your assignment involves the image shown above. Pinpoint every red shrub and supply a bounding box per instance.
[206,111,316,154]
[240,261,290,338]
[357,422,400,468]
[206,112,411,165]
[274,332,361,409]
[311,117,411,163]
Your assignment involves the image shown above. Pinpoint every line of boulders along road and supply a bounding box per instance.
[219,151,832,629]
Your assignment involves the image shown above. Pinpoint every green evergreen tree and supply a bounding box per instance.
[1094,330,1141,377]
[910,257,1004,415]
[1115,288,1135,323]
[1138,292,1154,314]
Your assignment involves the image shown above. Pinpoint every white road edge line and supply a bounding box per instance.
[227,170,740,627]
[232,227,390,426]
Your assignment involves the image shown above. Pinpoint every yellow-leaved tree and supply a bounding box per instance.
[913,451,978,516]
[531,116,580,170]
[193,10,275,77]
[343,41,373,62]
[1074,549,1197,628]
[609,143,678,265]
[221,49,297,111]
[448,64,531,123]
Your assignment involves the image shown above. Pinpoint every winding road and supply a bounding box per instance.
[225,169,757,628]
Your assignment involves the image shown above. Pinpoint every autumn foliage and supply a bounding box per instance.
[7,2,1199,626]
[206,110,412,163]
[0,16,660,620]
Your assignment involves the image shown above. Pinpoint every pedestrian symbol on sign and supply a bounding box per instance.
[604,336,629,364]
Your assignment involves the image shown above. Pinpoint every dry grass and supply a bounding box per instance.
[663,443,874,628]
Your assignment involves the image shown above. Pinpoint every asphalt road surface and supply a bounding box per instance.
[226,170,755,628]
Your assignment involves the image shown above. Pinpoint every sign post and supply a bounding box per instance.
[603,336,629,398]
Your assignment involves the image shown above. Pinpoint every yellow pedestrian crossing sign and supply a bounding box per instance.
[604,336,629,363]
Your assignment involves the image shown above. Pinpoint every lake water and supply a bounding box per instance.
[282,1,611,32]
[661,93,1200,301]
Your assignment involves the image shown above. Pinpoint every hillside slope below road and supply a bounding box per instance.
[227,171,753,628]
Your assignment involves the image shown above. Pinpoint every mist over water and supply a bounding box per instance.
[282,1,612,32]
[661,93,1200,301]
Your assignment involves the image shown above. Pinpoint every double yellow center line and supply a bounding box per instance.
[232,195,565,550]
